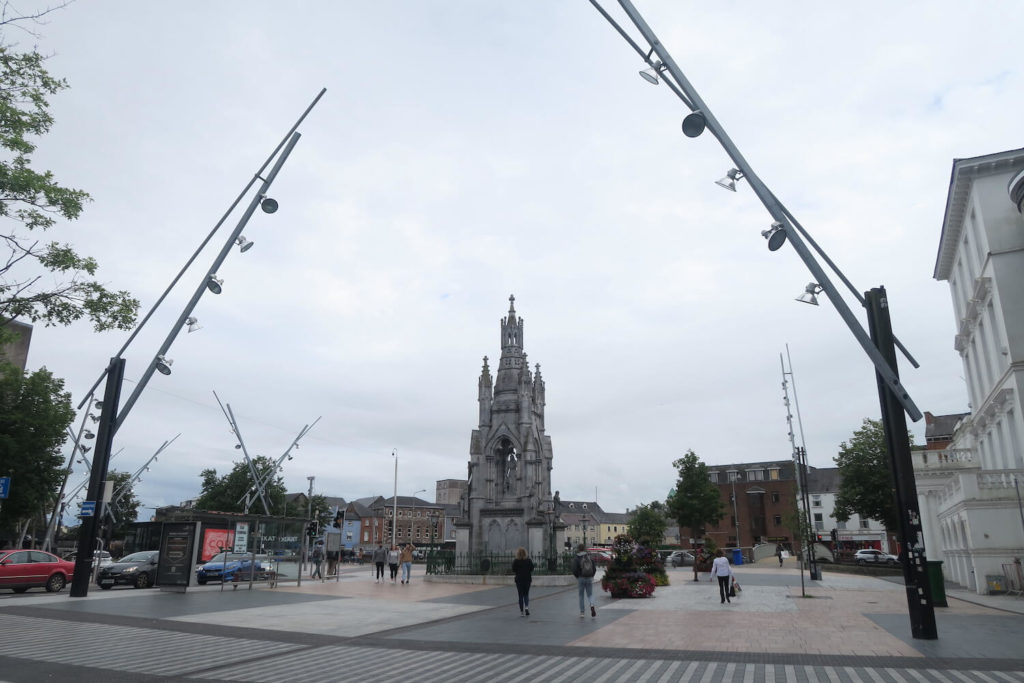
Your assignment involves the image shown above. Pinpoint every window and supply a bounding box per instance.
[811,496,822,507]
[813,513,823,530]
[859,520,870,529]
[770,492,780,503]
[398,510,404,517]
[773,515,782,526]
[346,532,353,541]
[727,470,739,482]
[746,469,764,481]
[709,471,719,483]
[769,468,780,481]
[836,521,847,530]
[416,511,421,518]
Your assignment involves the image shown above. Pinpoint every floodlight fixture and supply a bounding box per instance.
[93,400,103,410]
[639,60,662,84]
[235,236,254,253]
[260,195,279,214]
[83,430,95,440]
[681,110,706,138]
[761,221,787,251]
[715,168,744,192]
[796,282,824,306]
[207,275,224,294]
[155,355,174,376]
[185,316,202,333]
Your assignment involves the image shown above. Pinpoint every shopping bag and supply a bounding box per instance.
[732,578,741,595]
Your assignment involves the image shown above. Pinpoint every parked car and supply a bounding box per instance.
[0,549,76,593]
[96,550,159,589]
[853,549,898,566]
[64,550,114,568]
[587,548,613,565]
[196,552,268,584]
[669,550,695,567]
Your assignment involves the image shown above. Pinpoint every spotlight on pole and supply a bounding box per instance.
[155,355,174,376]
[185,316,202,333]
[681,110,707,138]
[715,168,744,192]
[796,283,824,306]
[207,275,224,294]
[639,61,662,84]
[260,195,279,214]
[235,236,254,253]
[761,221,788,251]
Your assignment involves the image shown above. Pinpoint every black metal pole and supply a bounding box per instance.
[70,358,125,597]
[865,287,937,639]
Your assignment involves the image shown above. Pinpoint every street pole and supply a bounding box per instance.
[69,358,124,597]
[392,449,398,548]
[865,288,937,639]
[731,474,741,548]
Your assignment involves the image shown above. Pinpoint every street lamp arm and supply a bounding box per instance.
[597,0,922,421]
[771,193,919,369]
[76,88,327,411]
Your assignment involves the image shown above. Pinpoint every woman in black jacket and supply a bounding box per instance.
[511,547,534,616]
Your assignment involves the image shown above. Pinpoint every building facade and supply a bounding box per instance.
[804,467,890,555]
[926,148,1024,593]
[705,461,799,549]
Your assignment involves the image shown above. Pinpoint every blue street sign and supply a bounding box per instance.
[79,501,96,517]
[0,476,10,499]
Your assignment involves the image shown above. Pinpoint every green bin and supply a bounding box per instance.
[926,560,947,607]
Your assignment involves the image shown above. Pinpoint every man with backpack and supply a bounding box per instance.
[571,543,597,618]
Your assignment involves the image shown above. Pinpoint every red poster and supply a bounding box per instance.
[201,529,235,562]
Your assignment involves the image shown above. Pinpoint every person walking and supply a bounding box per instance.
[571,543,597,618]
[400,543,415,584]
[387,545,400,583]
[710,549,733,604]
[371,543,387,583]
[511,547,534,616]
[776,543,784,567]
[311,541,324,580]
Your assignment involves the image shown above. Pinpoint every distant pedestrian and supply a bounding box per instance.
[372,543,387,583]
[571,543,597,618]
[776,544,784,567]
[710,549,733,604]
[311,541,324,579]
[387,545,400,582]
[400,544,415,584]
[511,547,534,616]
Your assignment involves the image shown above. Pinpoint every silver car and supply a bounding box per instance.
[853,549,898,566]
[669,550,695,567]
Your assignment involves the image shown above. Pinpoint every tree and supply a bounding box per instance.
[105,470,141,537]
[0,20,138,333]
[627,503,668,549]
[0,360,74,543]
[833,418,912,531]
[665,449,724,543]
[195,456,287,514]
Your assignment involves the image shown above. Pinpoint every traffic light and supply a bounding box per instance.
[307,521,318,537]
[830,528,838,543]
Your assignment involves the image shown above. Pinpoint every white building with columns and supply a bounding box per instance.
[922,148,1024,594]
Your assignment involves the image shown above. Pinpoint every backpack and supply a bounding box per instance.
[579,553,596,578]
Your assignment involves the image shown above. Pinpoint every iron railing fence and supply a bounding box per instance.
[426,550,574,576]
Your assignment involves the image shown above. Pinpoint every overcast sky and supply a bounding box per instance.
[14,2,1020,520]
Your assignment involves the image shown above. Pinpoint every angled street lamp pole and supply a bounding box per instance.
[592,1,935,638]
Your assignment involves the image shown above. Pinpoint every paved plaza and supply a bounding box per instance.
[0,562,1022,682]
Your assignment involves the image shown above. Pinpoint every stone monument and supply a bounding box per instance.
[455,295,564,555]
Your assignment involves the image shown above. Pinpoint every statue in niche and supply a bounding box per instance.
[496,438,518,495]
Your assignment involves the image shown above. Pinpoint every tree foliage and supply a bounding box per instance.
[0,23,138,332]
[0,360,73,534]
[665,449,724,541]
[627,502,668,549]
[833,418,912,531]
[195,456,287,514]
[105,469,141,537]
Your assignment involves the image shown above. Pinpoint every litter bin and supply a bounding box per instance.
[731,548,743,565]
[927,560,947,606]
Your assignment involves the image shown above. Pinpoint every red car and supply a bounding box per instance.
[0,549,77,593]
